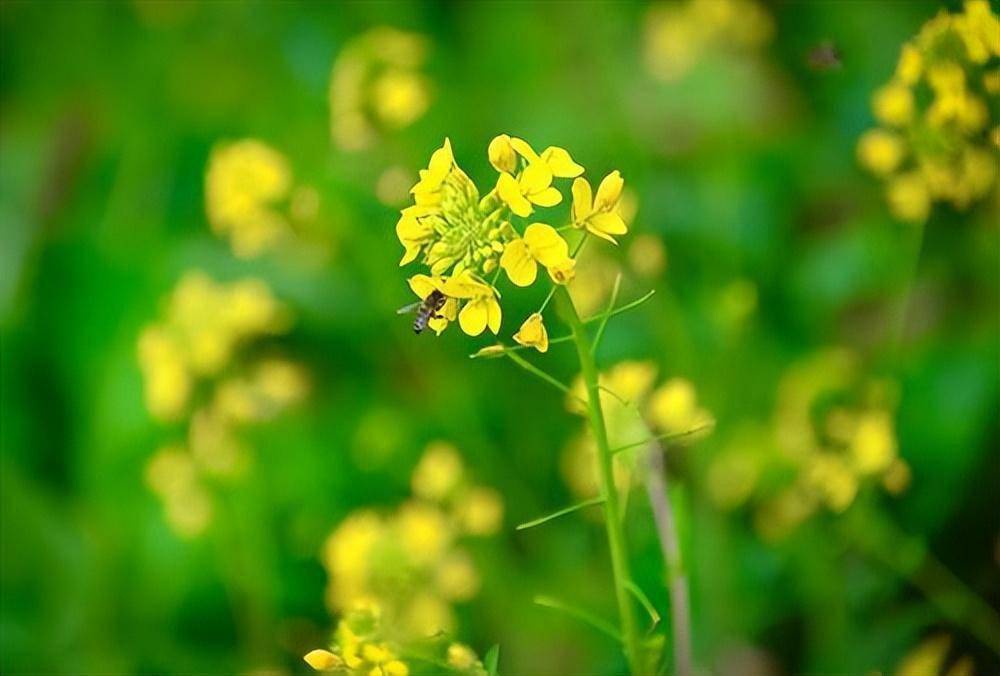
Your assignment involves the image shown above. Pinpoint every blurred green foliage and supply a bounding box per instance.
[1,1,997,675]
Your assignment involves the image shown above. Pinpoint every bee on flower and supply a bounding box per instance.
[857,1,1000,223]
[396,135,630,347]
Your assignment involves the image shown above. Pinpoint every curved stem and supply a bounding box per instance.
[554,285,645,675]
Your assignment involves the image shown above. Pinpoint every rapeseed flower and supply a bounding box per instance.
[513,313,549,353]
[858,1,1000,223]
[397,135,628,345]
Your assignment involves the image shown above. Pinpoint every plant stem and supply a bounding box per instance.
[645,440,693,676]
[554,285,645,675]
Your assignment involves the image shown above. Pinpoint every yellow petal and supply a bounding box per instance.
[530,186,562,208]
[520,161,554,194]
[488,134,518,173]
[594,170,624,211]
[541,146,585,178]
[587,211,628,243]
[486,296,502,334]
[523,223,569,266]
[399,243,420,265]
[513,313,549,352]
[443,270,490,298]
[304,649,342,671]
[500,238,538,286]
[571,177,593,223]
[408,274,439,299]
[459,299,489,336]
[509,136,540,162]
[497,172,533,217]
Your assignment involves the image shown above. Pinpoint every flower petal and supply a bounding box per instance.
[520,161,554,194]
[541,146,585,178]
[497,172,533,217]
[500,238,538,287]
[571,177,593,223]
[530,186,562,208]
[594,170,624,212]
[523,223,569,266]
[488,134,518,173]
[547,257,576,284]
[509,137,540,163]
[513,313,548,352]
[459,299,488,336]
[408,274,438,299]
[486,297,502,334]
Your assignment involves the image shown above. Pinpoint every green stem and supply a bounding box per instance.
[554,285,645,675]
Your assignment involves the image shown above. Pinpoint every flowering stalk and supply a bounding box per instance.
[554,285,645,676]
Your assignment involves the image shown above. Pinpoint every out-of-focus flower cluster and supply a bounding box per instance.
[321,442,503,641]
[330,27,432,152]
[707,349,910,541]
[397,136,630,341]
[643,0,773,82]
[857,1,1000,224]
[895,633,975,676]
[205,138,320,258]
[303,602,490,675]
[138,271,307,536]
[562,362,714,504]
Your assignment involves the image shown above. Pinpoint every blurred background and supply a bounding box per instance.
[1,1,998,674]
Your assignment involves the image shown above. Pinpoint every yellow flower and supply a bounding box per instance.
[455,487,504,535]
[496,161,562,217]
[857,129,905,176]
[513,313,549,353]
[441,271,502,336]
[505,136,585,178]
[572,172,629,243]
[411,442,464,501]
[488,134,518,173]
[447,643,480,670]
[500,223,572,286]
[411,138,455,199]
[646,377,714,435]
[894,43,923,84]
[872,82,914,127]
[887,172,931,223]
[850,411,897,475]
[304,649,342,671]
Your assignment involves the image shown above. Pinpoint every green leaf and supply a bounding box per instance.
[516,496,605,530]
[484,644,500,676]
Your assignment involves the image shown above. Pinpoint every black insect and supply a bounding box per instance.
[397,289,447,334]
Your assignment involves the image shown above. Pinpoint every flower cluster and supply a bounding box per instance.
[329,27,432,152]
[857,0,1000,223]
[397,136,630,341]
[304,602,490,675]
[138,272,307,536]
[706,349,910,541]
[205,138,319,258]
[562,362,714,505]
[321,442,502,640]
[643,0,773,82]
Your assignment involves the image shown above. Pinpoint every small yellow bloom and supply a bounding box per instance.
[411,442,464,501]
[513,313,549,352]
[411,138,454,197]
[886,172,931,223]
[488,134,518,173]
[506,136,584,178]
[447,643,479,670]
[304,648,342,671]
[407,274,457,334]
[439,271,502,336]
[500,223,571,286]
[857,129,905,176]
[894,43,922,84]
[872,82,914,127]
[456,486,504,535]
[496,161,562,217]
[571,171,629,243]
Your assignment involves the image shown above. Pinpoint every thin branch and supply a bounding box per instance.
[591,273,623,357]
[503,351,574,397]
[625,579,661,632]
[581,289,656,324]
[516,496,605,530]
[610,422,716,456]
[534,595,622,643]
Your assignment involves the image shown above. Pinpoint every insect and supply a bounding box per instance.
[397,289,447,334]
[807,40,842,71]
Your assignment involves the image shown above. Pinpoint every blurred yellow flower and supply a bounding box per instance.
[858,0,1000,222]
[205,139,299,258]
[329,27,432,151]
[646,377,714,436]
[411,441,464,501]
